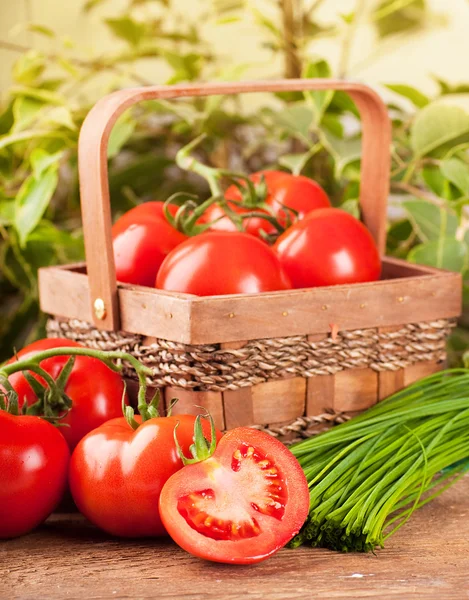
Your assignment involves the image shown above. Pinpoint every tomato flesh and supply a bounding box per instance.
[178,442,287,542]
[159,428,309,564]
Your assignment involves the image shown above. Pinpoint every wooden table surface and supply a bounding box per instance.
[2,476,469,600]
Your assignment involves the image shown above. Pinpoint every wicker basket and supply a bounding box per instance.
[39,79,462,441]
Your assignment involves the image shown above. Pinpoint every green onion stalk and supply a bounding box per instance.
[289,369,469,552]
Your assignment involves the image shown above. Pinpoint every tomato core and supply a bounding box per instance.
[177,442,287,542]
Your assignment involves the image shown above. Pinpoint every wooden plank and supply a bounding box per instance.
[404,361,442,387]
[378,370,405,400]
[223,387,254,429]
[39,267,193,344]
[3,477,469,600]
[39,262,461,345]
[305,333,335,415]
[334,368,378,412]
[163,386,225,430]
[219,341,255,429]
[189,270,461,344]
[251,377,306,424]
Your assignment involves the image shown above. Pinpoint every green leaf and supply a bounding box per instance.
[14,166,59,247]
[13,50,45,85]
[403,200,458,242]
[11,86,66,106]
[83,0,108,11]
[303,60,333,125]
[279,153,309,176]
[30,149,64,179]
[385,84,429,108]
[12,97,44,132]
[27,23,55,38]
[163,51,202,83]
[341,199,360,219]
[0,197,15,225]
[411,103,469,157]
[105,17,146,47]
[373,0,426,38]
[44,106,77,131]
[108,115,136,158]
[324,132,362,176]
[271,104,314,143]
[421,165,446,197]
[440,158,469,196]
[408,238,467,272]
[0,130,67,152]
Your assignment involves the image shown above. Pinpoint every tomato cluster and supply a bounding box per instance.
[113,170,381,294]
[0,340,309,564]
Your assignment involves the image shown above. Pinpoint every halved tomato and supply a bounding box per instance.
[159,427,309,564]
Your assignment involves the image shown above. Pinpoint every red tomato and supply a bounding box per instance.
[69,415,222,537]
[159,427,310,564]
[202,171,330,238]
[113,201,186,287]
[8,338,127,450]
[274,208,382,288]
[156,231,291,296]
[0,411,70,538]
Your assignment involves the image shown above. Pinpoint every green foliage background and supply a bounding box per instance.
[1,0,469,362]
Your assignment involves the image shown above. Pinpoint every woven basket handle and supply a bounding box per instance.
[78,79,391,330]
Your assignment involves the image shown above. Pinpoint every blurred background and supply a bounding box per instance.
[1,0,469,361]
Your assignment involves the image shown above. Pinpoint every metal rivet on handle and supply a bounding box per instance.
[94,298,107,320]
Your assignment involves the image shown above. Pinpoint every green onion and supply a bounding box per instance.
[289,369,469,552]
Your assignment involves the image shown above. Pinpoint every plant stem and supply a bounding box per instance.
[279,0,302,78]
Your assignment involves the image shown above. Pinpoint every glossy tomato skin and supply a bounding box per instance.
[156,231,291,296]
[0,412,70,539]
[274,208,381,288]
[203,171,330,238]
[112,201,186,287]
[69,415,222,538]
[8,338,128,450]
[159,427,310,564]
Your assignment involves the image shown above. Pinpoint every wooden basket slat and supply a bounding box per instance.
[39,258,462,344]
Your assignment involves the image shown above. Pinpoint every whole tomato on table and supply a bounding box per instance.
[156,230,291,296]
[200,171,330,238]
[69,412,222,537]
[112,201,186,287]
[0,410,69,539]
[7,338,127,450]
[159,427,310,564]
[274,208,382,288]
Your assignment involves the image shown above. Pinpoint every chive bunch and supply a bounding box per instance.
[290,369,469,552]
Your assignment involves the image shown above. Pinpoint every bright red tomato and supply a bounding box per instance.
[202,171,330,238]
[69,415,222,537]
[159,427,310,564]
[8,338,128,450]
[274,208,382,288]
[0,411,70,538]
[113,201,186,287]
[156,231,291,296]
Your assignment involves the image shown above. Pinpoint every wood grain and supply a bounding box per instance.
[39,261,462,345]
[2,476,469,600]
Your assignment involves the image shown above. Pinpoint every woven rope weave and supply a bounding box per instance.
[46,317,454,392]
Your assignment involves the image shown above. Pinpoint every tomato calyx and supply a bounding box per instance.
[1,346,154,423]
[174,411,217,465]
[174,135,290,238]
[0,356,75,420]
